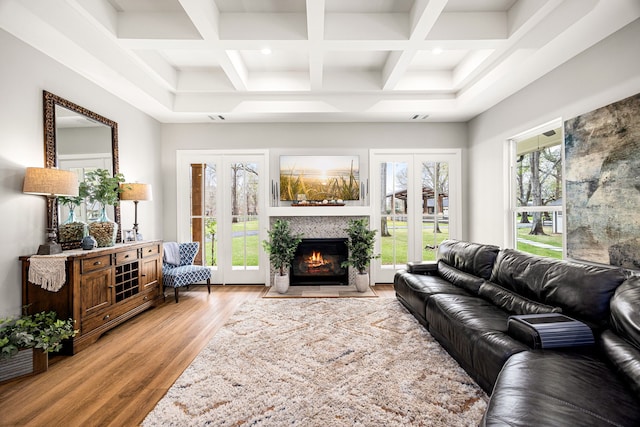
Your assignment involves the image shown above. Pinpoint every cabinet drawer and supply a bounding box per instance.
[82,289,156,334]
[115,249,138,265]
[142,244,160,258]
[81,255,111,273]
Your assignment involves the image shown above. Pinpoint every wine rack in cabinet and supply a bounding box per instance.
[21,241,163,354]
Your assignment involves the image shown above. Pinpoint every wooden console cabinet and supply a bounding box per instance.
[20,240,163,354]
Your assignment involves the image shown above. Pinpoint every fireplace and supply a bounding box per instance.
[291,238,349,285]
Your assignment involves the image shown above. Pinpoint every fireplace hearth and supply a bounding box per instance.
[291,238,348,285]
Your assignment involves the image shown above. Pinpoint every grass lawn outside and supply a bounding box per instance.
[516,225,562,259]
[380,221,449,265]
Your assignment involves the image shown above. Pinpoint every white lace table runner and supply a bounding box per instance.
[28,255,67,292]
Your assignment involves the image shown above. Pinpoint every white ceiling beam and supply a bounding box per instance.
[382,0,448,90]
[173,92,456,114]
[306,0,325,91]
[177,0,247,91]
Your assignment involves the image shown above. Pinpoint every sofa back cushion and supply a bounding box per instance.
[437,262,486,295]
[436,240,500,280]
[490,249,627,328]
[479,281,562,315]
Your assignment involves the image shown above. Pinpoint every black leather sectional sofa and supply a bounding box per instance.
[394,239,640,426]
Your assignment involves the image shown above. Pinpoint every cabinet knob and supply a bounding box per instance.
[93,261,102,266]
[141,274,147,277]
[103,314,110,321]
[124,254,130,258]
[143,296,148,301]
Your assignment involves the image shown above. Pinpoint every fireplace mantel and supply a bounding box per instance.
[266,206,371,217]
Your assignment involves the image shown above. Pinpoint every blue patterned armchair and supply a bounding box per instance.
[162,242,211,303]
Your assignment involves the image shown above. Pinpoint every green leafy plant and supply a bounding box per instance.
[83,169,126,208]
[341,218,380,274]
[0,310,77,360]
[58,181,90,210]
[262,219,302,276]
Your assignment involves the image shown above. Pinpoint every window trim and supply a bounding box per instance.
[506,118,565,256]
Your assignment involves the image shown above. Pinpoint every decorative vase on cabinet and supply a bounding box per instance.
[88,206,118,247]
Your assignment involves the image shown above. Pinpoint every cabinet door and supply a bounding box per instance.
[80,268,113,317]
[140,257,160,291]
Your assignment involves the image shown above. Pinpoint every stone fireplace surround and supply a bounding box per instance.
[268,216,367,287]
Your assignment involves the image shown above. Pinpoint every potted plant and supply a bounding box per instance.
[58,181,89,244]
[84,169,126,247]
[262,219,302,294]
[0,310,77,383]
[341,218,380,292]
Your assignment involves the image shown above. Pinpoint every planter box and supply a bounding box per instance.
[0,348,48,384]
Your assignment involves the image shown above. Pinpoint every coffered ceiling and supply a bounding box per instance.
[1,0,639,123]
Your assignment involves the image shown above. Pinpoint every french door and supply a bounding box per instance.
[177,150,268,284]
[370,150,461,283]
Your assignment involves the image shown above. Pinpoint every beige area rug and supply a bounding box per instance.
[143,299,488,427]
[263,284,378,298]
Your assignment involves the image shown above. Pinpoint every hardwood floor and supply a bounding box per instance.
[0,284,395,426]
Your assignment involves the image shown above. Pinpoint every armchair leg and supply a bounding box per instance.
[207,278,211,294]
[174,287,179,303]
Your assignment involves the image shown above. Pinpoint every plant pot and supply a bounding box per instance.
[274,273,290,294]
[0,348,48,384]
[354,272,370,293]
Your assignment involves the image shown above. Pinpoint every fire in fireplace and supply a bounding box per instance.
[291,238,348,285]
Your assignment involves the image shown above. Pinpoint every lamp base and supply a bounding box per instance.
[37,241,63,255]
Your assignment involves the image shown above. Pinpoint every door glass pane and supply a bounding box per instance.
[230,162,260,270]
[191,163,217,267]
[422,161,450,260]
[380,162,409,268]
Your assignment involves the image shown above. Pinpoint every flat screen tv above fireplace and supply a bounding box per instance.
[279,155,360,202]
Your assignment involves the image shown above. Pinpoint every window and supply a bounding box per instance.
[510,121,563,258]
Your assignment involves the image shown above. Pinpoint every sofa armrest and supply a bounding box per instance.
[507,313,594,349]
[406,261,438,275]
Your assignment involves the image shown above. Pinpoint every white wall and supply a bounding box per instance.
[160,122,468,241]
[468,18,640,247]
[0,30,163,316]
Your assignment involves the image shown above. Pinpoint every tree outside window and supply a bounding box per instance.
[513,127,563,258]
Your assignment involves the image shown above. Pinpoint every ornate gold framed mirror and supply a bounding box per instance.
[43,90,121,247]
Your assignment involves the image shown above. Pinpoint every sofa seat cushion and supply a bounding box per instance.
[426,294,529,392]
[482,351,640,427]
[394,270,470,326]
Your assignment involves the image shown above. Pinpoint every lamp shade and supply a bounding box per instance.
[120,183,152,201]
[23,167,78,197]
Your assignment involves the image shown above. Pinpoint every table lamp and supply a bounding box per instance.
[23,167,79,255]
[120,183,152,239]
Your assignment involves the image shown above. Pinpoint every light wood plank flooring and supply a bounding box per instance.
[0,284,395,426]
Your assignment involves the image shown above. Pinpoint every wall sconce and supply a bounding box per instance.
[119,183,152,239]
[23,167,79,255]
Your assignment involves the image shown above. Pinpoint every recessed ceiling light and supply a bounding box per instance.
[261,48,272,55]
[432,47,443,55]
